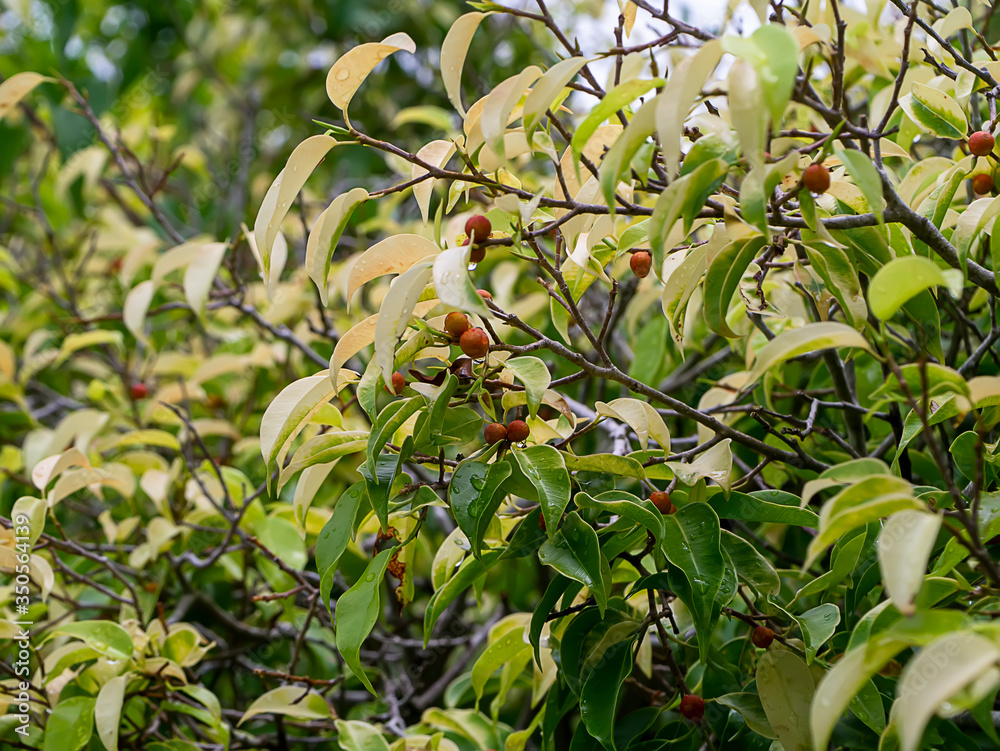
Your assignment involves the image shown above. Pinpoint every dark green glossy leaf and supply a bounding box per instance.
[335,548,394,694]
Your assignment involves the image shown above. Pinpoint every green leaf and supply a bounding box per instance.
[44,697,95,751]
[894,631,1000,751]
[720,530,780,596]
[878,509,942,616]
[868,255,962,320]
[757,648,814,751]
[717,693,777,739]
[511,445,570,537]
[335,548,394,694]
[529,575,571,664]
[238,686,333,725]
[722,24,799,125]
[745,322,873,386]
[450,460,512,560]
[367,396,423,479]
[538,512,610,616]
[471,629,531,709]
[899,83,968,140]
[563,453,646,480]
[665,439,733,496]
[661,503,723,659]
[600,96,659,208]
[335,720,392,751]
[570,78,663,166]
[703,236,767,338]
[579,638,636,750]
[317,482,368,611]
[709,490,819,528]
[503,357,551,418]
[953,196,1000,271]
[523,56,592,138]
[49,621,133,661]
[306,188,369,305]
[796,604,840,663]
[424,551,501,643]
[835,149,886,220]
[95,674,127,751]
[575,491,665,545]
[807,476,921,567]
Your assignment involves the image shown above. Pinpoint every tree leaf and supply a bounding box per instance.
[722,24,798,125]
[524,57,592,138]
[575,490,665,545]
[878,509,942,616]
[0,72,52,122]
[95,675,128,751]
[720,529,780,596]
[503,357,551,418]
[346,234,439,309]
[424,552,501,643]
[317,482,368,610]
[579,638,635,750]
[894,631,1000,751]
[571,78,662,167]
[703,236,767,338]
[757,648,814,751]
[329,299,438,387]
[471,628,531,708]
[306,187,369,304]
[44,696,95,751]
[441,13,491,116]
[482,66,542,158]
[432,244,492,317]
[596,398,670,454]
[336,548,394,694]
[373,261,435,387]
[746,322,873,386]
[796,604,840,663]
[326,33,416,124]
[450,460,512,560]
[510,445,571,537]
[538,512,610,616]
[238,686,333,725]
[665,439,732,495]
[661,503,723,659]
[260,371,346,475]
[835,149,886,221]
[49,621,133,661]
[656,41,723,176]
[334,720,392,751]
[899,83,968,140]
[869,256,963,322]
[413,141,457,223]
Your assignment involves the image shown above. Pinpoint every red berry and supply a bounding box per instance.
[130,383,149,399]
[969,130,995,157]
[752,626,775,649]
[973,173,994,195]
[630,251,652,279]
[679,694,705,722]
[649,491,673,515]
[459,328,489,359]
[477,289,493,302]
[484,422,507,445]
[390,372,406,395]
[465,214,492,243]
[470,245,486,263]
[803,163,831,194]
[506,419,530,442]
[445,312,471,338]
